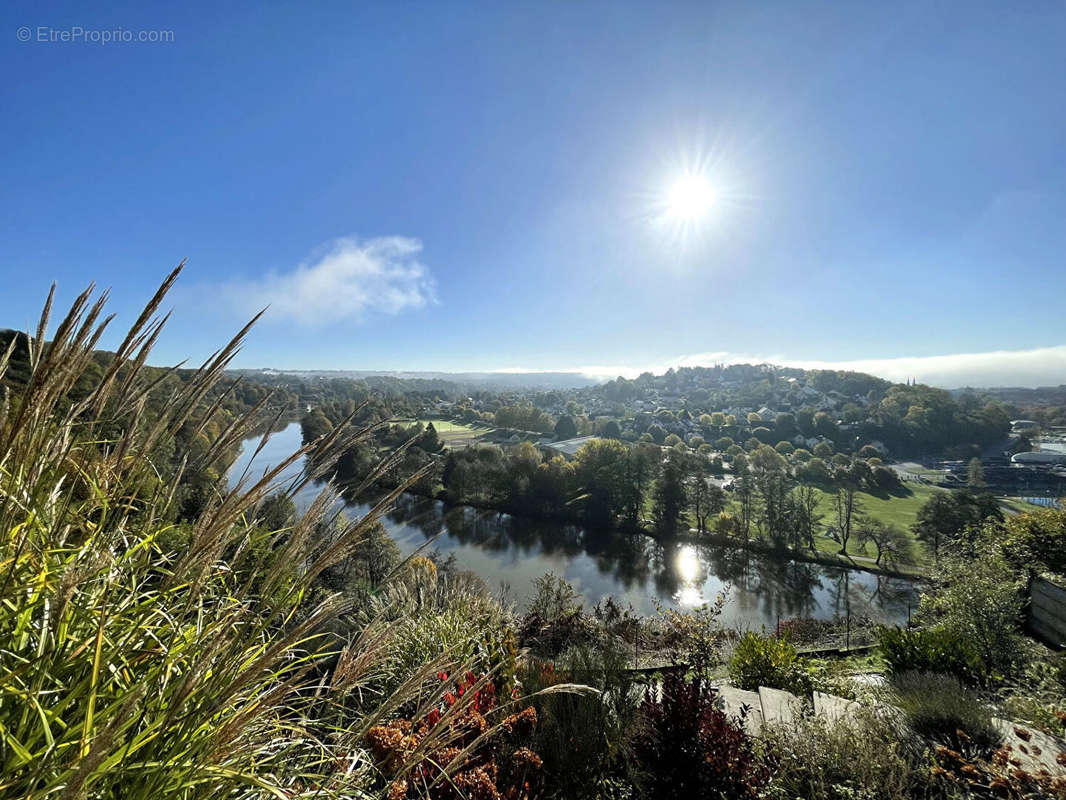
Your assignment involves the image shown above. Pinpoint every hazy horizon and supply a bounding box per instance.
[232,341,1066,390]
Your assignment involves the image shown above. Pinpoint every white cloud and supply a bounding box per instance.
[226,236,436,324]
[495,345,1066,388]
[776,346,1066,389]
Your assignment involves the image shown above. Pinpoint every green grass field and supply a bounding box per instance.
[708,482,1027,569]
[703,483,944,566]
[998,497,1031,515]
[415,419,480,433]
[812,483,941,531]
[412,418,494,446]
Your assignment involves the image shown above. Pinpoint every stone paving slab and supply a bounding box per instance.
[718,685,764,735]
[759,686,805,726]
[713,679,1066,782]
[813,690,859,724]
[993,718,1066,777]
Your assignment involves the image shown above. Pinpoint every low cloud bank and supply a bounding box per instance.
[223,236,436,325]
[526,345,1066,388]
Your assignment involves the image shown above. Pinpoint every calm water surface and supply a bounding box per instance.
[229,423,916,627]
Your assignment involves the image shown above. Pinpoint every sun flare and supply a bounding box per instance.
[666,173,715,220]
[677,545,701,583]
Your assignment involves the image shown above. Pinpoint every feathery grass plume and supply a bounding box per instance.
[0,271,506,799]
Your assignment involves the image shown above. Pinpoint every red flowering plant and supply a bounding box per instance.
[366,670,542,800]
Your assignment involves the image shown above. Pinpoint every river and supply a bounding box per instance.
[228,422,916,628]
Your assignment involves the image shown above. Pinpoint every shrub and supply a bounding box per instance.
[776,617,837,646]
[528,572,580,621]
[890,671,1002,758]
[917,552,1025,679]
[729,631,812,695]
[657,599,726,672]
[521,641,644,799]
[804,657,866,701]
[999,651,1066,736]
[1055,651,1066,690]
[871,465,902,490]
[761,707,935,800]
[876,625,983,684]
[633,672,770,799]
[374,583,513,697]
[1001,508,1066,575]
[520,573,592,656]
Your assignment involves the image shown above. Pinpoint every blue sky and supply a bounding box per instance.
[3,1,1065,386]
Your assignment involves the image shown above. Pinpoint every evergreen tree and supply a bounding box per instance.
[652,453,688,534]
[418,421,442,452]
[554,414,578,440]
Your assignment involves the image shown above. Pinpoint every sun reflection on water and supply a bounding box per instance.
[675,545,703,607]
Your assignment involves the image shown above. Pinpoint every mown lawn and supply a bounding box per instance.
[685,478,1037,571]
[795,483,938,564]
[701,482,942,566]
[414,419,476,433]
[811,483,942,531]
[413,418,495,447]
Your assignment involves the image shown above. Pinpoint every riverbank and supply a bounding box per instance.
[237,422,918,622]
[668,528,928,580]
[375,481,927,581]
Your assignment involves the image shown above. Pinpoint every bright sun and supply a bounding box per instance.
[666,173,715,220]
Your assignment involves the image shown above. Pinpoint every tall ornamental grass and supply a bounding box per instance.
[0,268,503,799]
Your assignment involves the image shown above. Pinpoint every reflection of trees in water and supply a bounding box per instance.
[748,556,821,623]
[584,528,654,590]
[859,574,916,623]
[651,542,680,599]
[384,494,445,539]
[699,546,824,625]
[640,541,824,623]
[359,493,914,622]
[438,508,589,559]
[823,569,917,627]
[379,495,661,592]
